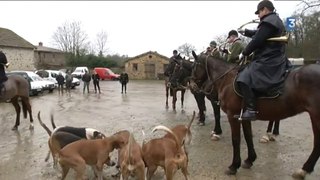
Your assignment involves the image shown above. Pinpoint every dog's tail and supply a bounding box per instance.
[37,111,52,136]
[50,113,57,129]
[187,111,196,130]
[152,125,180,150]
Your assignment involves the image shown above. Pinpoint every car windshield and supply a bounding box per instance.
[106,69,114,74]
[31,75,43,81]
[74,69,83,72]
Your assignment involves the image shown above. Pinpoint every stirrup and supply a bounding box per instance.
[233,108,244,120]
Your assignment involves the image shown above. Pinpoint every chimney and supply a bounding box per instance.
[38,42,43,46]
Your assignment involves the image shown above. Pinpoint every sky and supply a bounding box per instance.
[0,1,302,58]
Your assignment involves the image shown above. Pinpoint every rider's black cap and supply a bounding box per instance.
[255,0,275,14]
[228,30,238,38]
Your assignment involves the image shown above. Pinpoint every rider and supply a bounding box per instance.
[205,41,221,59]
[0,51,8,95]
[235,0,291,121]
[221,30,244,64]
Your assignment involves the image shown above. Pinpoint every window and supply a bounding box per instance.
[163,64,168,72]
[133,63,138,71]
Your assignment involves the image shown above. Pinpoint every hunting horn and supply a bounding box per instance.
[237,19,289,43]
[0,63,9,68]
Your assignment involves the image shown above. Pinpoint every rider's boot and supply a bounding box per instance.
[236,82,258,121]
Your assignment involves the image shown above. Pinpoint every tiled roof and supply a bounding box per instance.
[0,27,35,49]
[35,45,64,53]
[125,51,170,62]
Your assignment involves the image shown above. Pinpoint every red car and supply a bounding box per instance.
[94,67,120,80]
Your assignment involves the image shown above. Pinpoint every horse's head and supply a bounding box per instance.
[169,59,193,89]
[190,51,208,92]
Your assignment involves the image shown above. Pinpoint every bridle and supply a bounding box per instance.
[192,54,237,94]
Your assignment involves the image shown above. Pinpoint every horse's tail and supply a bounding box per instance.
[21,97,28,119]
[37,111,52,136]
[50,113,57,129]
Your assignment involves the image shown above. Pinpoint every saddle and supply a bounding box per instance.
[233,69,291,99]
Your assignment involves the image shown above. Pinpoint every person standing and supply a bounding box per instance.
[65,70,73,95]
[92,70,101,93]
[81,70,91,94]
[0,51,8,95]
[235,0,291,120]
[55,72,65,95]
[119,72,129,94]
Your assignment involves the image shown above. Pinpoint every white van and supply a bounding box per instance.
[71,67,89,79]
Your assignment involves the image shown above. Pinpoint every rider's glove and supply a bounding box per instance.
[237,28,245,36]
[221,49,229,54]
[238,53,244,60]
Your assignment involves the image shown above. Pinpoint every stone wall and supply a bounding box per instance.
[1,47,35,71]
[125,53,169,80]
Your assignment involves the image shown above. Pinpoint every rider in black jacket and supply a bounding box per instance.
[236,0,291,121]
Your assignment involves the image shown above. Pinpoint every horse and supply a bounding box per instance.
[164,56,186,111]
[190,52,320,179]
[169,58,222,140]
[0,75,34,131]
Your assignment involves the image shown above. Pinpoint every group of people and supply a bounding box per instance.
[169,0,292,121]
[81,70,129,94]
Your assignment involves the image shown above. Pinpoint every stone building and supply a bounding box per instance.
[124,51,170,80]
[34,42,66,70]
[0,27,35,71]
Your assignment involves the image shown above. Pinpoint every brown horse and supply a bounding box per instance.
[190,53,320,179]
[0,75,34,130]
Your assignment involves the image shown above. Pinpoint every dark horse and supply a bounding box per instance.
[164,56,186,111]
[0,75,34,130]
[169,58,222,140]
[191,53,320,179]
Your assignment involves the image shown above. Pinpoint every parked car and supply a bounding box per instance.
[35,70,58,87]
[10,71,55,93]
[71,67,89,79]
[7,71,43,96]
[36,70,80,89]
[94,67,120,80]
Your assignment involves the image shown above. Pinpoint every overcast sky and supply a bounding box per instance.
[0,1,301,57]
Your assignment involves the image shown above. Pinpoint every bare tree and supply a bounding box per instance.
[178,43,196,58]
[52,21,89,56]
[299,0,320,14]
[96,30,108,57]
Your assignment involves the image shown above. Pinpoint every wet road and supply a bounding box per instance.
[0,80,319,180]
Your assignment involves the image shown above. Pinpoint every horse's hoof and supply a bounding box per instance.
[210,132,221,141]
[11,126,18,131]
[259,135,270,143]
[225,168,237,175]
[29,124,34,130]
[292,169,307,180]
[241,160,253,169]
[269,135,276,141]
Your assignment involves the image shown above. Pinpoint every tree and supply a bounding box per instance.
[178,43,196,59]
[299,0,320,14]
[96,30,108,57]
[52,21,89,57]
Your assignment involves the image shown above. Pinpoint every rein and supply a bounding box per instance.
[202,55,238,94]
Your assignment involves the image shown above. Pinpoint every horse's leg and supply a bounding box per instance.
[21,97,34,130]
[266,121,274,133]
[241,121,257,169]
[272,120,280,135]
[165,86,169,109]
[11,97,21,131]
[181,89,186,109]
[225,116,242,175]
[211,99,222,141]
[172,89,177,111]
[193,93,206,125]
[292,113,320,179]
